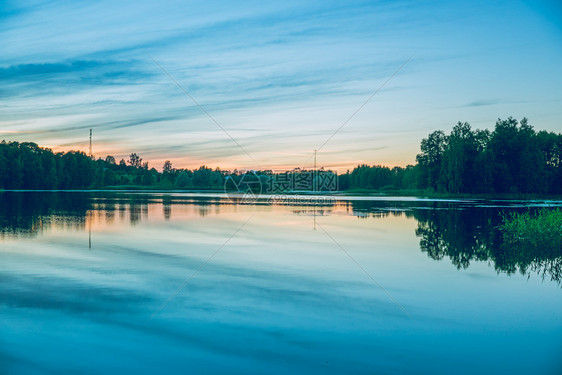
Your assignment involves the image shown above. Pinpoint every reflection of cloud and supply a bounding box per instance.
[0,272,154,314]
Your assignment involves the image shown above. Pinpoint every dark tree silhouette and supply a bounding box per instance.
[128,153,142,168]
[1,116,560,193]
[163,160,173,173]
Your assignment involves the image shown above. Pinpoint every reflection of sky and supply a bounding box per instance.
[1,1,562,171]
[1,199,561,374]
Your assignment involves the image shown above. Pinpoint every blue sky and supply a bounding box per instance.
[1,0,561,171]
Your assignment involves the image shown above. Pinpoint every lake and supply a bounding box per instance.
[0,192,561,374]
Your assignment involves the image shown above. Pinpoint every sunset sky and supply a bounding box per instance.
[1,0,561,172]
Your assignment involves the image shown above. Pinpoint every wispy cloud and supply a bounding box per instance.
[1,0,561,170]
[464,99,501,107]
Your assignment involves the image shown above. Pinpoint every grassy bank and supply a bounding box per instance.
[500,209,562,249]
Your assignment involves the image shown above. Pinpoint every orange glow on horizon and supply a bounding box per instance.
[41,142,416,173]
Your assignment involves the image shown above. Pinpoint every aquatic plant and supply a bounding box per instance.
[498,208,562,283]
[500,208,562,248]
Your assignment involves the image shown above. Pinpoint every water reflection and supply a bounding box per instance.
[0,192,560,284]
[413,204,562,284]
[1,192,561,374]
[0,192,90,239]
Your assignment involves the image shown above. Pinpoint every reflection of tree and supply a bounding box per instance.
[0,192,90,239]
[412,205,561,285]
[104,202,115,223]
[349,200,416,220]
[1,193,239,239]
[4,193,560,285]
[349,200,561,284]
[414,207,496,269]
[163,196,172,221]
[494,241,562,284]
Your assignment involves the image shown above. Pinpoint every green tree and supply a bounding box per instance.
[175,171,191,188]
[163,160,173,173]
[128,153,142,168]
[440,122,478,193]
[416,130,447,190]
[142,171,153,186]
[103,169,117,186]
[7,154,23,189]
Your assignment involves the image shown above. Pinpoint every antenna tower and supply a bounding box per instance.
[313,149,317,192]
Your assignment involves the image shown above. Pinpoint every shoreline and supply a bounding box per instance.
[1,188,562,201]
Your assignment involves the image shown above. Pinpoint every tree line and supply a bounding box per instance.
[1,117,561,194]
[0,142,225,190]
[340,117,562,194]
[415,117,562,194]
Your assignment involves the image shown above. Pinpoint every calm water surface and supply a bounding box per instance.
[0,192,561,374]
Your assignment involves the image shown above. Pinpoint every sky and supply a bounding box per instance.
[1,0,561,172]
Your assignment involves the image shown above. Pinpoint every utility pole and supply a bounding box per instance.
[88,213,92,249]
[89,129,93,159]
[313,206,317,230]
[314,149,317,170]
[313,150,318,229]
[313,149,317,192]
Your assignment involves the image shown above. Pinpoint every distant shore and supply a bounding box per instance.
[2,187,562,201]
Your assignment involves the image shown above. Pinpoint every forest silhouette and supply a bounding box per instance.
[1,117,561,194]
